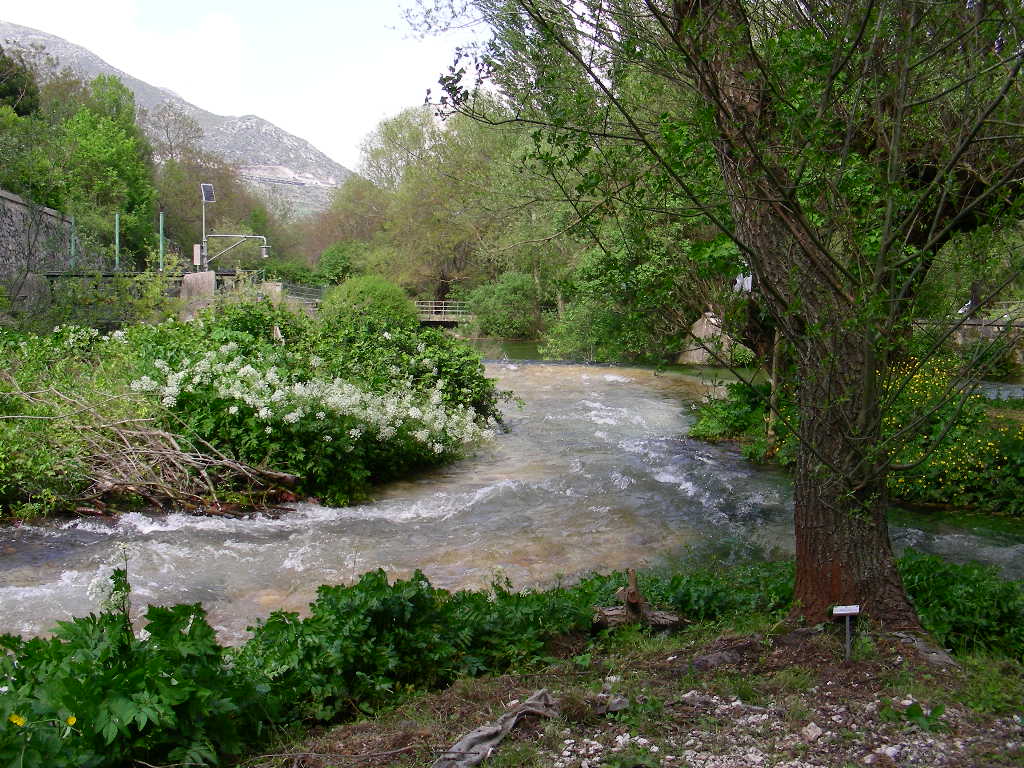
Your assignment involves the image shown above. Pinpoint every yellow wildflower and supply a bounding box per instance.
[66,716,77,726]
[8,713,26,727]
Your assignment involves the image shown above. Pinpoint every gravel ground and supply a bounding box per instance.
[241,627,1024,768]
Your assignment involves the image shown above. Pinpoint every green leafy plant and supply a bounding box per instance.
[879,698,946,732]
[0,570,261,768]
[899,549,1024,657]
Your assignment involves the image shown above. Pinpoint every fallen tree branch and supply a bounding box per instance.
[2,382,298,512]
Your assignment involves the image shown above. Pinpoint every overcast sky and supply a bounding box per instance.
[1,0,480,170]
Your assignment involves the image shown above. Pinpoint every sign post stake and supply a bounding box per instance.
[832,605,861,661]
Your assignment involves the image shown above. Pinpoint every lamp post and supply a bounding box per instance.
[197,182,270,272]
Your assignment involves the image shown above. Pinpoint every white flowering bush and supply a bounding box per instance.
[295,314,506,424]
[121,299,504,505]
[1,299,505,515]
[130,338,495,503]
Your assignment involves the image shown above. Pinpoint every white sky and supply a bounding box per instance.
[0,0,481,170]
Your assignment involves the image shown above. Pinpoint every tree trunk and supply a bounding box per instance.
[791,344,919,627]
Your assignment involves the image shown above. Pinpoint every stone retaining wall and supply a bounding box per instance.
[0,188,101,304]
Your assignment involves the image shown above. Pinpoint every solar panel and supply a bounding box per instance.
[200,183,216,203]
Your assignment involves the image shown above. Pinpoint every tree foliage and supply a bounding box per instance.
[0,45,39,116]
[0,68,155,264]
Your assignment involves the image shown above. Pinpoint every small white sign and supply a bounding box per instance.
[193,244,202,265]
[833,604,861,616]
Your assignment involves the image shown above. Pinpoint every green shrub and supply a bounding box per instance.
[261,258,319,286]
[730,343,756,367]
[320,275,418,329]
[466,272,542,338]
[689,382,771,442]
[0,298,503,515]
[0,325,123,517]
[199,298,310,348]
[0,419,84,517]
[315,242,360,285]
[899,549,1024,657]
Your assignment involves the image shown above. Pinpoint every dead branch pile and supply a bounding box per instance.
[1,377,296,511]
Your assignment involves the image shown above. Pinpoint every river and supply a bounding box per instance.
[1,362,1021,643]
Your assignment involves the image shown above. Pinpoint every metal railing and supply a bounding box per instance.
[282,282,326,303]
[415,300,471,320]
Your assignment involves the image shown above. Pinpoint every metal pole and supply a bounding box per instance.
[159,211,165,271]
[845,615,852,661]
[114,212,120,271]
[201,199,207,272]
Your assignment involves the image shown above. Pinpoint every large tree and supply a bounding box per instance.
[427,0,1024,626]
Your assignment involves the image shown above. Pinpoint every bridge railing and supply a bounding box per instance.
[415,300,471,320]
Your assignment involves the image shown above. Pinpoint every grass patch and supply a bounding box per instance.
[764,666,816,694]
[957,656,1024,715]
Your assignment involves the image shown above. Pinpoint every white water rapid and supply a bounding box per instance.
[1,363,1021,643]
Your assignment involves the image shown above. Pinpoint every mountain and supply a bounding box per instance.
[0,20,353,216]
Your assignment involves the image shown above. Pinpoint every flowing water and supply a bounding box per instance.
[1,362,1022,643]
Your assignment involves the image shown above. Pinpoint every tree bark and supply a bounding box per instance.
[791,341,918,627]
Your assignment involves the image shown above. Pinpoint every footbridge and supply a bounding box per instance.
[272,287,474,326]
[415,300,474,326]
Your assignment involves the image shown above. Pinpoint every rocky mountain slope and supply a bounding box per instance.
[0,20,353,216]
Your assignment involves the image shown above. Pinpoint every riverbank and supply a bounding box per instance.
[252,625,1023,768]
[688,365,1024,519]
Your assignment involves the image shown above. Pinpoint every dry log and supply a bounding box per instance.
[593,568,685,630]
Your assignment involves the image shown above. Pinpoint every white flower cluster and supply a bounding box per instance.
[130,344,495,453]
[51,324,100,349]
